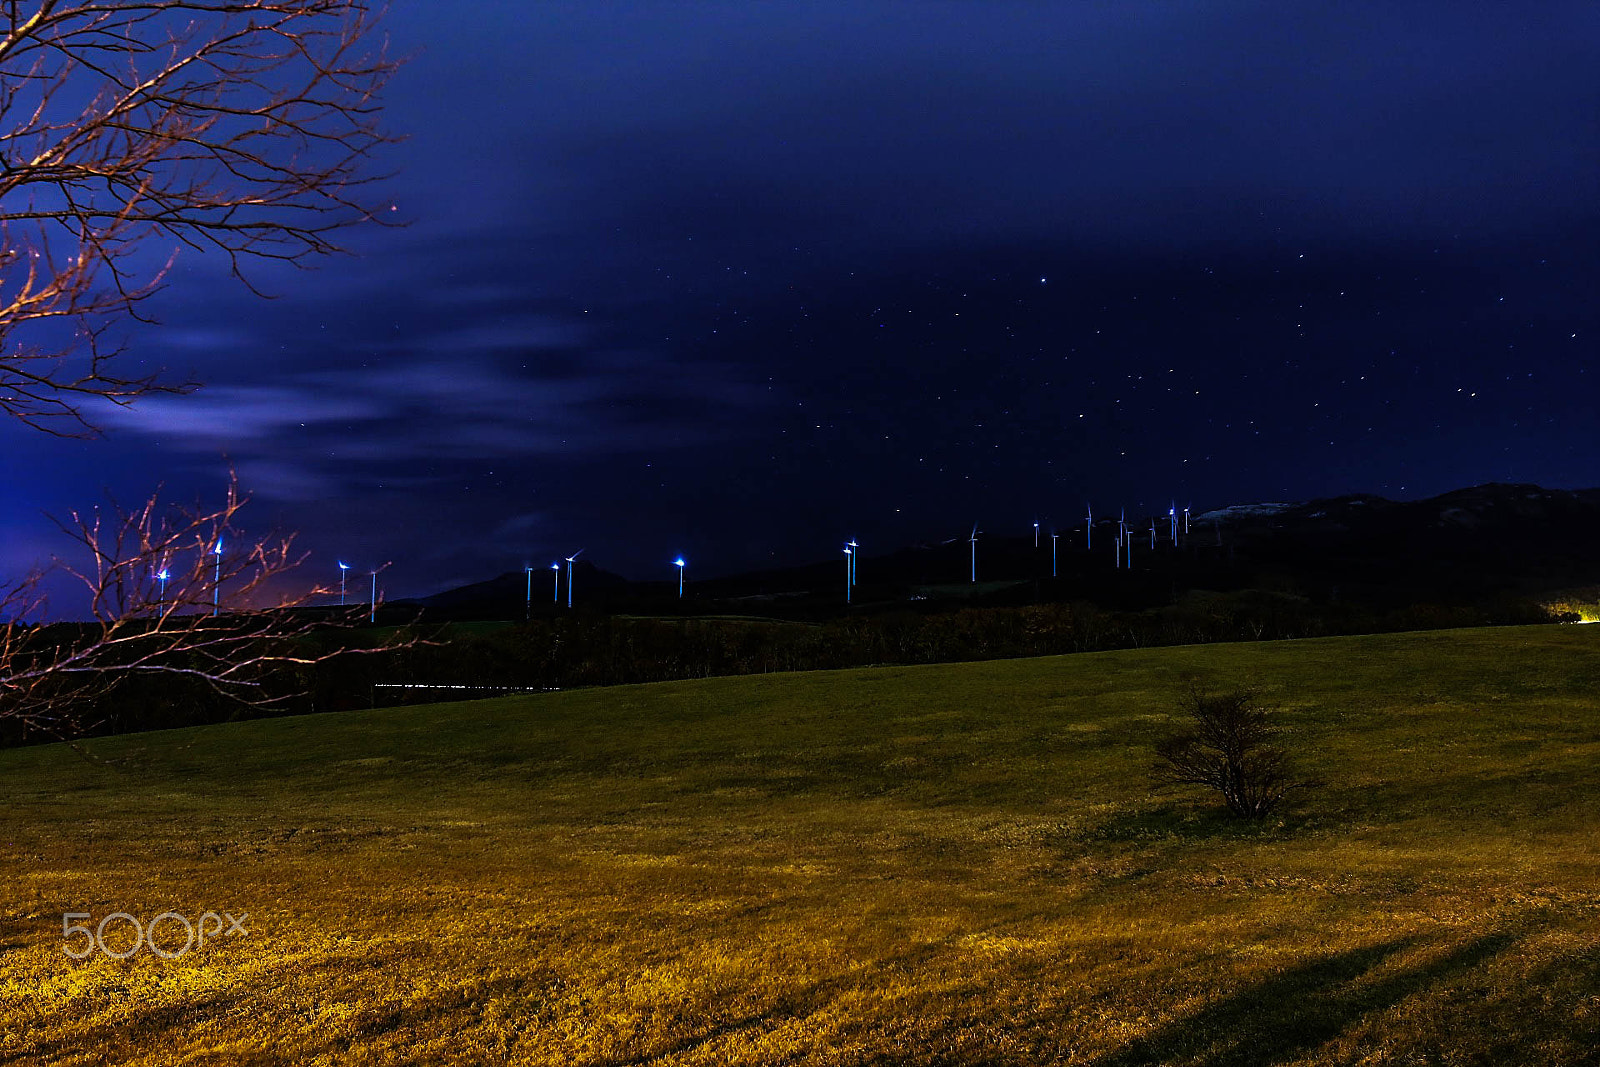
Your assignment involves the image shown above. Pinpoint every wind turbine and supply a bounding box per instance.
[1050,531,1059,577]
[1150,518,1157,550]
[1170,503,1178,543]
[1033,520,1040,549]
[565,550,583,609]
[1184,504,1191,536]
[1085,503,1093,549]
[969,523,980,583]
[844,546,854,603]
[211,538,223,617]
[551,561,561,602]
[369,570,378,623]
[674,557,686,598]
[847,539,858,588]
[523,564,534,621]
[338,561,350,606]
[155,567,170,608]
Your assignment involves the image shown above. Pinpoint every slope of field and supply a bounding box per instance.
[2,626,1598,1064]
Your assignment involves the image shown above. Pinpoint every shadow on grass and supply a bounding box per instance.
[1081,803,1316,844]
[5,925,1547,1065]
[0,994,235,1066]
[1491,940,1600,1063]
[0,944,417,1066]
[1091,930,1518,1067]
[598,936,967,1067]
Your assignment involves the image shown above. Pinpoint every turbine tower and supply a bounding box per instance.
[1085,503,1093,549]
[523,564,534,621]
[338,561,350,606]
[847,539,859,588]
[565,550,583,609]
[551,561,561,602]
[1050,531,1059,577]
[969,523,980,583]
[369,570,377,623]
[1033,520,1040,549]
[211,538,223,617]
[674,557,686,598]
[844,546,854,603]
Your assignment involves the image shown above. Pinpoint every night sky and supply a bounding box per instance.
[4,2,1597,603]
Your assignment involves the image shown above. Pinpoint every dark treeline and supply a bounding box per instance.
[5,588,1567,748]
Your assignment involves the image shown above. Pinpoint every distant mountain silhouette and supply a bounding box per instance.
[404,483,1600,621]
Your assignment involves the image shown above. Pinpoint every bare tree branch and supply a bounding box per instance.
[0,1,399,433]
[0,469,408,742]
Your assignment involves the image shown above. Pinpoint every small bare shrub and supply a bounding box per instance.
[1153,684,1294,819]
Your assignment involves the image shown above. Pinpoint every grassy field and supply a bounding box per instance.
[2,625,1599,1064]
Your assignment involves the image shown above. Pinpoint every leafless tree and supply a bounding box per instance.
[0,3,403,739]
[1,472,401,741]
[1152,683,1297,819]
[0,0,397,434]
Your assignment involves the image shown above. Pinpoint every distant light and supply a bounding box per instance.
[674,558,686,567]
[550,561,560,570]
[156,569,169,580]
[1039,276,1047,284]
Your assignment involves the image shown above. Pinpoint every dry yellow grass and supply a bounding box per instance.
[2,624,1598,1064]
